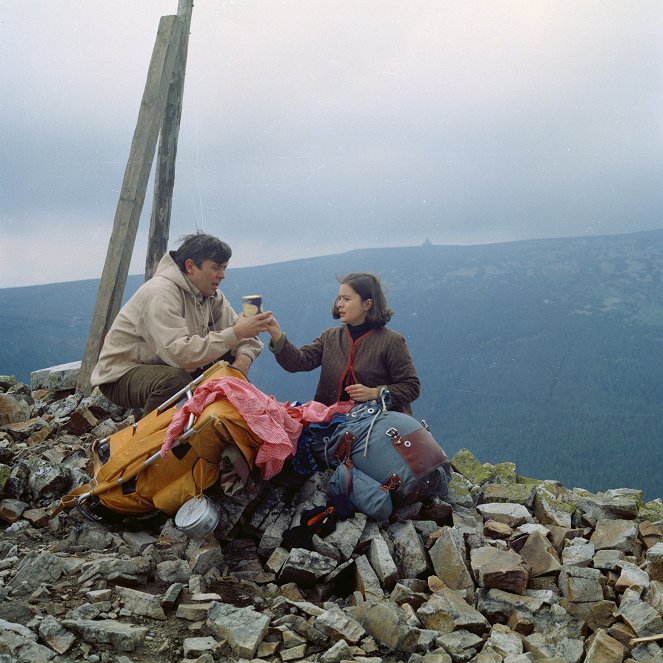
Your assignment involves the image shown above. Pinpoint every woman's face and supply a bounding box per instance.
[336,283,372,326]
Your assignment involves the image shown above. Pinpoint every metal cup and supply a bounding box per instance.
[242,295,263,317]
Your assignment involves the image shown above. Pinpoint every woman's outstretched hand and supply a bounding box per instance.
[265,314,283,342]
[344,384,379,402]
[233,311,274,339]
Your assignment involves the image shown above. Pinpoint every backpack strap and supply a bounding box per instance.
[334,431,357,464]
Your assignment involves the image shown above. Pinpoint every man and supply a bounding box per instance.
[90,232,272,414]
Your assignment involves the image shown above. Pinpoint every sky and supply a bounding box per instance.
[1,0,662,288]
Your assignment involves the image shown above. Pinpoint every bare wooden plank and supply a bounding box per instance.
[77,14,186,395]
[145,0,194,280]
[631,633,663,644]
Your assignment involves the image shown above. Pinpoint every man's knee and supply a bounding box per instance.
[143,367,192,413]
[154,368,191,391]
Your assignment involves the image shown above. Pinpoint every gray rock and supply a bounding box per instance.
[388,520,430,578]
[182,636,219,658]
[519,530,561,577]
[353,602,418,651]
[592,548,625,570]
[416,588,489,635]
[37,615,76,654]
[0,618,55,662]
[26,460,71,500]
[116,586,166,620]
[484,623,524,657]
[31,361,81,391]
[155,559,192,584]
[6,550,64,595]
[476,588,546,625]
[630,641,663,661]
[272,613,329,646]
[558,565,604,602]
[583,629,625,663]
[368,534,398,589]
[320,512,367,561]
[615,560,650,592]
[69,601,109,620]
[429,526,474,592]
[616,592,663,637]
[176,602,213,621]
[470,546,529,595]
[79,555,151,585]
[523,632,584,663]
[319,638,354,662]
[79,387,128,420]
[0,393,31,425]
[43,393,81,419]
[0,497,28,523]
[61,619,147,651]
[279,547,337,586]
[121,530,157,553]
[569,488,641,522]
[561,541,595,567]
[354,554,384,602]
[75,523,119,551]
[435,628,484,660]
[265,546,290,574]
[645,579,663,614]
[206,601,270,658]
[257,506,295,558]
[187,540,224,575]
[590,519,641,557]
[476,503,534,527]
[533,486,574,528]
[314,604,366,645]
[646,541,663,582]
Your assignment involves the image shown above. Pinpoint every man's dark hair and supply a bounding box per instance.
[171,232,232,271]
[332,272,393,327]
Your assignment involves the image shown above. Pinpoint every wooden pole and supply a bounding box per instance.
[77,14,186,395]
[145,0,194,281]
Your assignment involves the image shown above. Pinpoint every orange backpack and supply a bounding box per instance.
[58,362,263,518]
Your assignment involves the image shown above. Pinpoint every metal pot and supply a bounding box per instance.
[174,496,219,539]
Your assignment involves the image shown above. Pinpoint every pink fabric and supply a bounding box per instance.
[160,377,353,480]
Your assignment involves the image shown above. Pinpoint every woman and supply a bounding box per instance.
[267,272,420,414]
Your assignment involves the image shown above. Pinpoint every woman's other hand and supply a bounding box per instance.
[344,383,379,402]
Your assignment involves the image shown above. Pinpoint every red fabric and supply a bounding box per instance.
[336,328,373,401]
[160,377,353,479]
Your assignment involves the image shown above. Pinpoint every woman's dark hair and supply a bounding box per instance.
[171,232,232,271]
[332,272,393,327]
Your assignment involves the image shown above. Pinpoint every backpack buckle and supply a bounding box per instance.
[386,427,401,444]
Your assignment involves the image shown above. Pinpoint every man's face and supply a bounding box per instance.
[185,259,228,297]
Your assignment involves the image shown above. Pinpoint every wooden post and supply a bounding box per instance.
[77,14,186,395]
[145,0,194,281]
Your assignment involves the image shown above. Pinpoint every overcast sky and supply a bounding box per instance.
[1,1,662,288]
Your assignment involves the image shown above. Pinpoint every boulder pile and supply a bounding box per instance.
[1,373,663,663]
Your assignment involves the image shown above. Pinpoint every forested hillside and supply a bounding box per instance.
[2,231,662,499]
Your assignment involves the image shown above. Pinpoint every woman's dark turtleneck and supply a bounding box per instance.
[346,320,372,342]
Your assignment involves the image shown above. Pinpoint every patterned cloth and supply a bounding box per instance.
[160,377,353,480]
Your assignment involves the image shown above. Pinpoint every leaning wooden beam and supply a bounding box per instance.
[145,0,194,281]
[77,14,186,395]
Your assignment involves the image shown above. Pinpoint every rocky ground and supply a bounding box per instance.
[1,372,663,663]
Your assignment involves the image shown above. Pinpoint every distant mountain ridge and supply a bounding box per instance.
[2,230,663,499]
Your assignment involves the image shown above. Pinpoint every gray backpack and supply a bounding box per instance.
[313,394,451,518]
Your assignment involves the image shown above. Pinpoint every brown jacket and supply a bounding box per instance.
[270,325,420,414]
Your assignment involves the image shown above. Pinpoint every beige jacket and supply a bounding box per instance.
[90,253,263,386]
